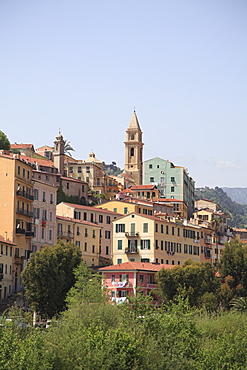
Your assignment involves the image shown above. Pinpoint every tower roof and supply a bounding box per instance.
[128,111,141,130]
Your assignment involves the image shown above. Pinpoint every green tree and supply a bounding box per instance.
[0,130,10,150]
[22,241,82,318]
[220,239,247,295]
[64,140,75,157]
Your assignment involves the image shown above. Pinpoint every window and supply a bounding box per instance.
[90,214,94,223]
[84,242,87,251]
[139,275,144,282]
[166,225,169,234]
[10,247,12,257]
[49,230,52,241]
[177,243,181,253]
[92,230,96,238]
[85,228,88,237]
[17,166,20,175]
[143,223,148,233]
[141,240,150,250]
[161,259,164,264]
[141,258,150,263]
[113,208,117,213]
[106,246,109,255]
[34,208,40,219]
[161,240,164,250]
[117,259,122,264]
[147,275,153,284]
[161,224,164,233]
[74,211,81,220]
[42,191,46,202]
[34,189,39,200]
[42,210,47,221]
[82,185,84,192]
[77,227,80,236]
[23,168,25,177]
[111,275,115,282]
[171,177,175,182]
[106,216,111,224]
[149,164,152,169]
[115,224,125,233]
[124,207,128,214]
[172,260,175,265]
[189,245,192,254]
[78,166,82,173]
[155,223,158,232]
[150,177,154,182]
[177,228,180,236]
[5,246,8,256]
[171,187,174,192]
[50,194,53,204]
[84,212,87,221]
[99,215,103,223]
[105,230,110,239]
[120,274,129,282]
[165,241,170,251]
[92,245,95,253]
[76,241,80,247]
[172,227,175,235]
[155,240,159,249]
[67,183,70,189]
[117,240,122,250]
[130,148,134,156]
[148,210,152,215]
[50,212,53,222]
[41,228,45,239]
[184,244,188,253]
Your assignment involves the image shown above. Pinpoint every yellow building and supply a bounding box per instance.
[95,199,154,216]
[112,213,201,266]
[56,216,101,267]
[0,236,16,302]
[0,152,34,292]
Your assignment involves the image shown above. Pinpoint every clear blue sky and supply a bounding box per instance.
[1,0,246,188]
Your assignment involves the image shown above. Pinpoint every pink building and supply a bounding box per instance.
[99,261,173,303]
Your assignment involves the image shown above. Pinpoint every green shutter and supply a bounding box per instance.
[118,240,122,250]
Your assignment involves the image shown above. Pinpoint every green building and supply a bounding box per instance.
[143,157,195,217]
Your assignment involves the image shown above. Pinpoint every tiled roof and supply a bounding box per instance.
[130,185,157,190]
[156,198,183,202]
[10,144,34,150]
[56,215,102,227]
[99,261,174,272]
[61,176,87,184]
[61,202,121,215]
[20,155,55,167]
[0,236,16,246]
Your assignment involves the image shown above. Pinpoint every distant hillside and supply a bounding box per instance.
[222,187,247,205]
[195,187,247,228]
[103,161,123,176]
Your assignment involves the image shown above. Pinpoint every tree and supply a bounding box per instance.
[0,130,10,150]
[64,140,75,157]
[21,241,82,318]
[220,239,247,291]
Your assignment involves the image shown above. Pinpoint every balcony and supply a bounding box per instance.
[25,231,35,237]
[125,232,139,237]
[16,190,34,200]
[16,228,25,235]
[0,273,3,282]
[16,208,33,217]
[14,256,25,265]
[125,247,139,254]
[57,232,74,239]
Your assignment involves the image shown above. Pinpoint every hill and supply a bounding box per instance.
[195,187,247,228]
[222,187,247,205]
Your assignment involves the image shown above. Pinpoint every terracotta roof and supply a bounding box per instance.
[56,215,102,227]
[0,236,16,246]
[60,176,87,184]
[60,202,122,215]
[156,198,183,202]
[10,144,34,150]
[234,228,247,232]
[130,185,157,190]
[19,155,55,167]
[99,261,174,272]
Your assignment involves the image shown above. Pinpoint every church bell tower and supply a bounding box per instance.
[53,131,65,175]
[124,111,144,185]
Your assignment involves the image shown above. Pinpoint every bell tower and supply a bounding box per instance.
[124,111,144,185]
[53,131,65,175]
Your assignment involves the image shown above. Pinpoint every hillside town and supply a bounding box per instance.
[0,111,244,305]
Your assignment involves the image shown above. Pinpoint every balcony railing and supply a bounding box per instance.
[57,232,74,239]
[16,228,25,235]
[125,232,139,237]
[125,247,139,254]
[16,208,33,217]
[25,231,35,237]
[16,190,34,201]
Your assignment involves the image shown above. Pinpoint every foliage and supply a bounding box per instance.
[103,161,123,176]
[156,260,220,307]
[57,179,87,205]
[0,130,10,150]
[64,140,75,157]
[21,241,82,318]
[230,297,247,312]
[195,186,247,228]
[220,239,247,295]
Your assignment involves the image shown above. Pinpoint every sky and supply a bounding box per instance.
[1,0,247,188]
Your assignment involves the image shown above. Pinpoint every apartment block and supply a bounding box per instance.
[0,236,16,302]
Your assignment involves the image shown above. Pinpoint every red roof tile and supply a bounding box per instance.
[99,261,174,272]
[0,236,16,246]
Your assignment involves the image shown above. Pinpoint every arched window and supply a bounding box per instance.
[130,148,134,156]
[131,134,135,140]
